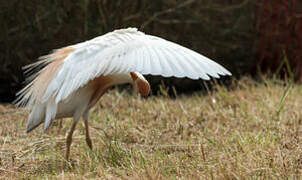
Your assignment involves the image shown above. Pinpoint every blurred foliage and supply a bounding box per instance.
[255,0,302,82]
[1,0,256,101]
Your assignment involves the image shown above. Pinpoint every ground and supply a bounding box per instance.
[1,77,302,179]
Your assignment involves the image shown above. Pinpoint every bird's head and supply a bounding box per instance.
[130,72,150,96]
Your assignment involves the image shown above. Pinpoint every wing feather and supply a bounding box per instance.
[148,47,162,75]
[153,48,173,77]
[142,47,152,74]
[177,49,209,80]
[160,48,186,78]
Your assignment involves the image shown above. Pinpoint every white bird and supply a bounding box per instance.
[15,27,231,159]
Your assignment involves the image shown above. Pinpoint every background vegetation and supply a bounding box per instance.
[254,0,302,82]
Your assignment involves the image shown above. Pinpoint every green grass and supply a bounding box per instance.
[1,77,302,179]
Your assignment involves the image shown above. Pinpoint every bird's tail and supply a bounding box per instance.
[26,104,45,133]
[26,99,58,133]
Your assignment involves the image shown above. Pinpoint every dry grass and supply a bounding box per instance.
[1,77,302,179]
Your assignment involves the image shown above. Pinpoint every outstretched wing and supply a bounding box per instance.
[40,28,231,104]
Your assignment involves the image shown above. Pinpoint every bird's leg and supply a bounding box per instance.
[57,119,63,134]
[83,111,93,150]
[66,115,80,160]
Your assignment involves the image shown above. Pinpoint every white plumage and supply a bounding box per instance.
[16,27,231,159]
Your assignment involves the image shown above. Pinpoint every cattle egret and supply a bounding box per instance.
[15,28,231,159]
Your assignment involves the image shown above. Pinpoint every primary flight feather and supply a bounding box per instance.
[16,27,231,159]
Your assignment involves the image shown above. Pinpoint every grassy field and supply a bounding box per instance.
[1,77,302,179]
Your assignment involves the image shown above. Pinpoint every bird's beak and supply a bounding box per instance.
[130,72,150,96]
